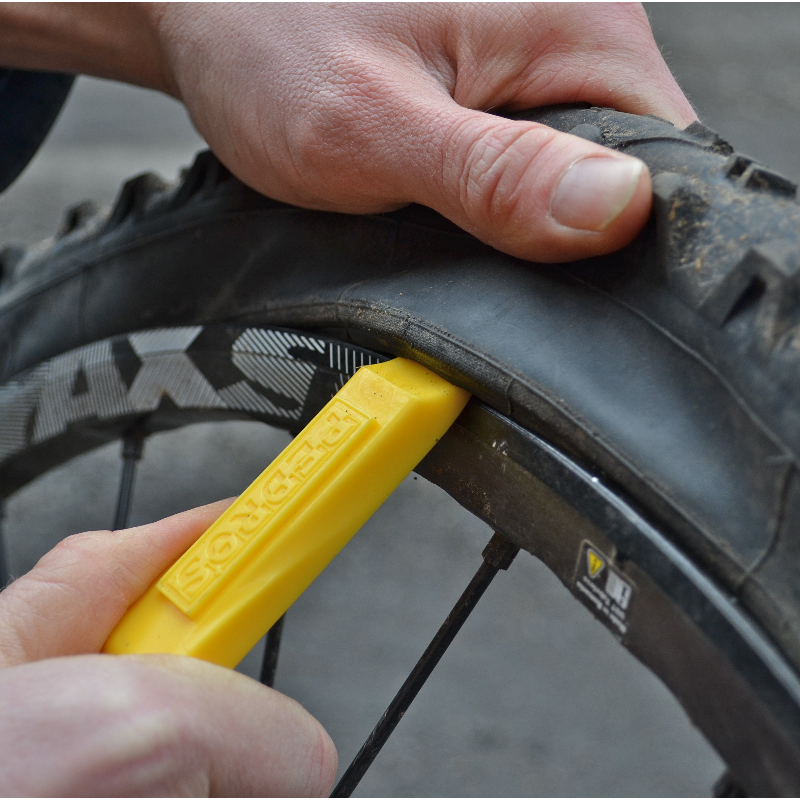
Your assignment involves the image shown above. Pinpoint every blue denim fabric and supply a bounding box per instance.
[0,68,75,192]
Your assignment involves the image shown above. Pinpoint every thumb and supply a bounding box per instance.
[396,102,652,263]
[0,500,232,666]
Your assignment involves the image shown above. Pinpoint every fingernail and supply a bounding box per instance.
[551,157,645,232]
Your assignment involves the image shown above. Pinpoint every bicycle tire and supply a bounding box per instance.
[2,105,800,795]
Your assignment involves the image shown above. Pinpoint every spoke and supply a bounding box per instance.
[331,532,519,798]
[260,615,285,687]
[113,428,146,531]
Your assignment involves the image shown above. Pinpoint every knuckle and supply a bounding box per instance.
[455,123,556,233]
[81,674,206,794]
[29,530,110,579]
[109,667,198,753]
[50,529,108,555]
[286,54,393,185]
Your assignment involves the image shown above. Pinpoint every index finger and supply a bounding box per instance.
[0,500,232,667]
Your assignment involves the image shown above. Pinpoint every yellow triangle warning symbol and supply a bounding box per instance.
[587,550,605,578]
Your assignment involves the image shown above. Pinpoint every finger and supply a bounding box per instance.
[0,654,336,796]
[443,3,697,128]
[387,98,653,263]
[256,51,655,262]
[398,4,687,260]
[260,3,683,262]
[271,73,653,262]
[0,500,232,666]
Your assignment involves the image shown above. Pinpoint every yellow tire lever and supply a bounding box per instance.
[103,357,470,669]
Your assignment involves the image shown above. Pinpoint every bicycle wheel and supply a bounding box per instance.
[2,106,800,795]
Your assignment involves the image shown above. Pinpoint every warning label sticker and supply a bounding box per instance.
[572,541,635,638]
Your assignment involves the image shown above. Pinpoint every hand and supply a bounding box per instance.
[0,502,337,796]
[148,3,697,262]
[0,3,696,263]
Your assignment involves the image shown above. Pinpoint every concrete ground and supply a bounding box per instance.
[0,4,796,796]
